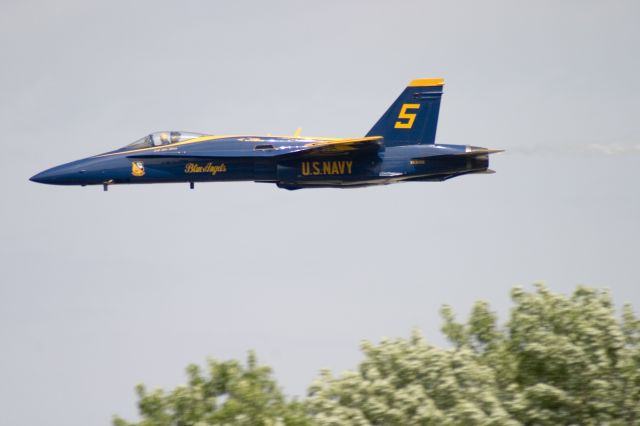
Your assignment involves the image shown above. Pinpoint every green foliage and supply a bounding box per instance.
[307,285,640,425]
[116,285,640,425]
[113,351,310,426]
[307,331,515,426]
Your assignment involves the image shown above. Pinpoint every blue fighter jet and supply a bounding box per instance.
[30,78,502,191]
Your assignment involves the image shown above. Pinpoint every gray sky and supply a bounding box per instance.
[1,1,639,425]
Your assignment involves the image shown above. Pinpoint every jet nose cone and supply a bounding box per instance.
[30,169,58,184]
[30,163,84,185]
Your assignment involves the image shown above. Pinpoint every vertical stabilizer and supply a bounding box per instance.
[366,78,444,147]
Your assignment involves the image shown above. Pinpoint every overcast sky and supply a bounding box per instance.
[1,1,639,425]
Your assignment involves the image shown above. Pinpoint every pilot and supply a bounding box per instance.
[170,131,181,144]
[159,132,170,145]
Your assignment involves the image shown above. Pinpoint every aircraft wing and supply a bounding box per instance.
[286,136,383,157]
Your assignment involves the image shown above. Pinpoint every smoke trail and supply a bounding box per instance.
[502,142,640,156]
[586,143,640,155]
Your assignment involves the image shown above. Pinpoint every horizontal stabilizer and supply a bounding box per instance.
[458,148,504,157]
[438,148,504,157]
[411,147,503,162]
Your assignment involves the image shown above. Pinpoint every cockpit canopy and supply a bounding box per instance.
[125,131,205,150]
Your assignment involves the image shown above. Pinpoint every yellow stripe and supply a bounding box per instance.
[94,135,235,158]
[94,134,349,158]
[408,78,445,87]
[303,136,382,147]
[290,136,342,141]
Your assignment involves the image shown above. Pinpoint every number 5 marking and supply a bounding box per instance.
[394,103,420,129]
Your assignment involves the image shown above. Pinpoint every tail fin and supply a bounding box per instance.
[366,78,444,147]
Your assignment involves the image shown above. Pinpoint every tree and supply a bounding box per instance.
[113,351,310,426]
[116,285,640,425]
[307,285,640,425]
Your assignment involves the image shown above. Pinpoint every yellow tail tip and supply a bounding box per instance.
[408,78,445,87]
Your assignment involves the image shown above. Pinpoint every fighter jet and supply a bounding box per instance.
[30,78,501,191]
